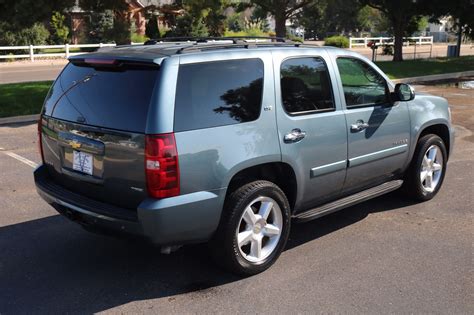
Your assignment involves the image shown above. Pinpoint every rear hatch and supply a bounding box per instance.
[40,58,159,210]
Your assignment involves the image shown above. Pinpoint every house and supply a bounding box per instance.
[68,0,178,44]
[426,17,454,42]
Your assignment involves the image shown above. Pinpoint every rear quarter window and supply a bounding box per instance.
[43,62,159,133]
[174,59,264,132]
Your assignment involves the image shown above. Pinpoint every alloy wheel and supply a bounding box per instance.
[235,196,283,263]
[420,144,443,192]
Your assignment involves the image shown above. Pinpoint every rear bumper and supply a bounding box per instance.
[34,165,225,245]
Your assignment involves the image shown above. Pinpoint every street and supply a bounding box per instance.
[0,82,472,313]
[0,43,473,84]
[0,60,67,84]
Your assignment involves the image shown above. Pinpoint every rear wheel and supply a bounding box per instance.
[210,180,291,276]
[403,134,447,201]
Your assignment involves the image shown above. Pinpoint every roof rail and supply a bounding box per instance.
[176,42,302,54]
[144,36,289,45]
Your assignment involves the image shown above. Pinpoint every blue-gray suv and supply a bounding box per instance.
[34,38,454,275]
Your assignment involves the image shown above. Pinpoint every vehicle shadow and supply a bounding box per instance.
[0,191,416,313]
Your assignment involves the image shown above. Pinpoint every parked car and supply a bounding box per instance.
[34,38,454,275]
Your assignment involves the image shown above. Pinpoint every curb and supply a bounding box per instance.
[0,71,472,126]
[392,71,474,84]
[0,114,39,126]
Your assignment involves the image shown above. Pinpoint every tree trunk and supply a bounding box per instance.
[274,13,286,38]
[393,26,404,62]
[456,22,462,57]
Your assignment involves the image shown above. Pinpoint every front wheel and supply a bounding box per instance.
[210,180,291,276]
[403,134,447,201]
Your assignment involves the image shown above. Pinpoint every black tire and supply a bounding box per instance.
[210,180,291,276]
[403,134,447,201]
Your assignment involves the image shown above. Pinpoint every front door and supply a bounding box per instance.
[273,51,347,211]
[334,56,411,192]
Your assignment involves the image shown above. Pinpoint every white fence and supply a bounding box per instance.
[0,43,143,61]
[349,36,433,49]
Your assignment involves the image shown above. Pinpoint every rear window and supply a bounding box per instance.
[174,59,264,132]
[43,62,159,133]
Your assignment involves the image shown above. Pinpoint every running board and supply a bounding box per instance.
[293,180,403,223]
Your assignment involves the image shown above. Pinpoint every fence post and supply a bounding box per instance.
[99,43,103,48]
[364,37,367,48]
[29,45,34,62]
[349,37,352,49]
[65,43,70,59]
[418,37,422,46]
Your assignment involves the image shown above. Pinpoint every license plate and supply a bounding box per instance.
[73,150,93,175]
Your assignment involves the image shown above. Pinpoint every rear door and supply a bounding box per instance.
[273,49,347,211]
[333,55,411,192]
[40,59,159,209]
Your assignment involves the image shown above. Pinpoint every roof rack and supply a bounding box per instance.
[142,36,306,54]
[144,36,289,45]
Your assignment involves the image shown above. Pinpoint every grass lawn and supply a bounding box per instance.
[0,81,53,118]
[376,56,474,79]
[40,47,82,54]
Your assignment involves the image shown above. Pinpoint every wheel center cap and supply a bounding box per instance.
[253,219,266,234]
[253,224,262,234]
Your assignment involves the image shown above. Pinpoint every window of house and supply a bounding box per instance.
[280,57,334,114]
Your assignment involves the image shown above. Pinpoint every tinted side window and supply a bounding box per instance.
[174,59,264,132]
[336,57,388,107]
[280,57,334,114]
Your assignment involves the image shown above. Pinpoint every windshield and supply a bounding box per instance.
[43,62,159,133]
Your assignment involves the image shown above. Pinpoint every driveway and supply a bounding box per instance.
[0,83,472,313]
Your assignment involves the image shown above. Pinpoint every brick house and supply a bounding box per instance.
[69,0,178,44]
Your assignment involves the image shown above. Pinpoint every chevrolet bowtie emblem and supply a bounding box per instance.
[69,140,81,149]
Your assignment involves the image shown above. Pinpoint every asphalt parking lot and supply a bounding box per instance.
[0,82,472,314]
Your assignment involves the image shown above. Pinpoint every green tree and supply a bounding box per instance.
[50,11,70,44]
[359,0,424,61]
[171,13,209,37]
[356,5,389,34]
[88,10,115,43]
[295,0,368,39]
[79,0,131,44]
[250,0,314,38]
[165,0,229,37]
[0,0,74,31]
[146,15,160,39]
[418,0,474,57]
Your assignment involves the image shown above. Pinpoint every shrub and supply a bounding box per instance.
[224,28,269,37]
[288,34,304,43]
[50,11,69,44]
[131,33,149,43]
[382,44,393,55]
[324,35,349,48]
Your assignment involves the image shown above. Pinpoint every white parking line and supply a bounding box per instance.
[2,151,38,168]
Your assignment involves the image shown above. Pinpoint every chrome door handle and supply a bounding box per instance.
[350,120,369,132]
[284,128,306,143]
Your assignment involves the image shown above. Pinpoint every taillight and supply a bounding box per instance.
[145,133,180,198]
[37,118,44,163]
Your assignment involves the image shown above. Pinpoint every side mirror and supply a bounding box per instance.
[394,83,415,101]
